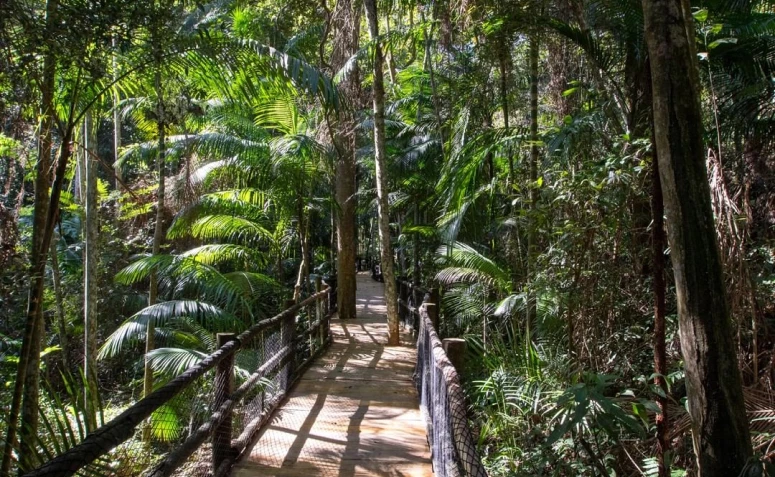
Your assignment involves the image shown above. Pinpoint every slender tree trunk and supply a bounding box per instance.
[642,0,752,474]
[499,50,513,184]
[385,11,397,83]
[294,197,310,302]
[50,238,69,372]
[112,36,122,187]
[651,156,669,477]
[143,65,166,441]
[2,2,58,470]
[330,0,360,320]
[364,0,400,345]
[526,36,539,339]
[422,14,446,147]
[82,110,99,432]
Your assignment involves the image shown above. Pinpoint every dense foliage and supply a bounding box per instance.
[2,0,775,475]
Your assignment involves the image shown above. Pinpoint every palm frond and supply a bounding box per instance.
[435,242,511,293]
[98,300,236,359]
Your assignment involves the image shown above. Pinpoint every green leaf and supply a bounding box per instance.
[632,402,648,425]
[708,38,738,49]
[693,8,708,22]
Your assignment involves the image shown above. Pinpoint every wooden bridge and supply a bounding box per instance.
[232,273,432,476]
[25,271,485,477]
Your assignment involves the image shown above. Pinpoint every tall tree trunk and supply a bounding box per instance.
[50,238,69,372]
[364,0,399,345]
[526,36,539,339]
[330,0,360,320]
[422,14,446,147]
[499,49,513,184]
[82,110,99,432]
[651,155,669,477]
[385,11,397,83]
[294,196,310,302]
[642,0,753,474]
[112,36,122,186]
[143,65,166,441]
[2,1,58,470]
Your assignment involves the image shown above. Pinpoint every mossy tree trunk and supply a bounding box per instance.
[364,0,400,344]
[330,0,359,320]
[642,0,753,474]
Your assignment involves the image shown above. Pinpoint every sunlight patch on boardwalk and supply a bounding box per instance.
[232,273,433,477]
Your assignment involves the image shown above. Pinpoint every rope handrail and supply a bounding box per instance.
[416,304,487,477]
[398,276,487,477]
[23,280,336,477]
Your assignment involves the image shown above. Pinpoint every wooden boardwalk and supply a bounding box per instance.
[232,273,433,477]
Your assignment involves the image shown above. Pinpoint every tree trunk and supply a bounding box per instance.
[499,49,513,184]
[50,238,70,373]
[294,197,310,302]
[526,36,539,339]
[112,35,122,186]
[82,110,100,432]
[143,65,166,441]
[422,14,446,147]
[364,0,400,345]
[651,155,669,477]
[2,2,58,470]
[642,0,753,474]
[330,0,360,320]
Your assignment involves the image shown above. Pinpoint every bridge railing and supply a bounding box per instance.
[24,277,337,477]
[397,278,437,335]
[397,278,486,477]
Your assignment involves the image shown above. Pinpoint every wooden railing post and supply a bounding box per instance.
[213,333,236,473]
[442,338,467,376]
[324,276,337,314]
[426,289,440,332]
[425,302,439,334]
[282,299,296,391]
[316,276,325,345]
[428,288,441,333]
[397,278,406,326]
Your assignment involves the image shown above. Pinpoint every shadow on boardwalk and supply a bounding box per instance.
[232,273,432,477]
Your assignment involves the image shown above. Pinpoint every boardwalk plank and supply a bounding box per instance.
[232,273,433,477]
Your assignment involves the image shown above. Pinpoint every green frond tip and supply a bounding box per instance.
[98,300,236,360]
[180,244,268,268]
[189,215,274,244]
[236,38,339,109]
[148,347,209,377]
[435,242,511,293]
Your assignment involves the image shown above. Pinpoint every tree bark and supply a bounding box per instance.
[642,0,753,474]
[330,0,360,320]
[651,155,669,477]
[82,110,100,432]
[364,0,400,345]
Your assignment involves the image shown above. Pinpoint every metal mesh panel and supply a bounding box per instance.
[23,287,333,477]
[415,305,487,477]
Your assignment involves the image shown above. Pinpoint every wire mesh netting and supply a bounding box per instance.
[22,286,332,477]
[415,304,487,477]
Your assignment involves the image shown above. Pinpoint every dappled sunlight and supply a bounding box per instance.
[233,273,431,477]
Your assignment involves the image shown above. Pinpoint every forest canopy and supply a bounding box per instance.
[2,0,775,476]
